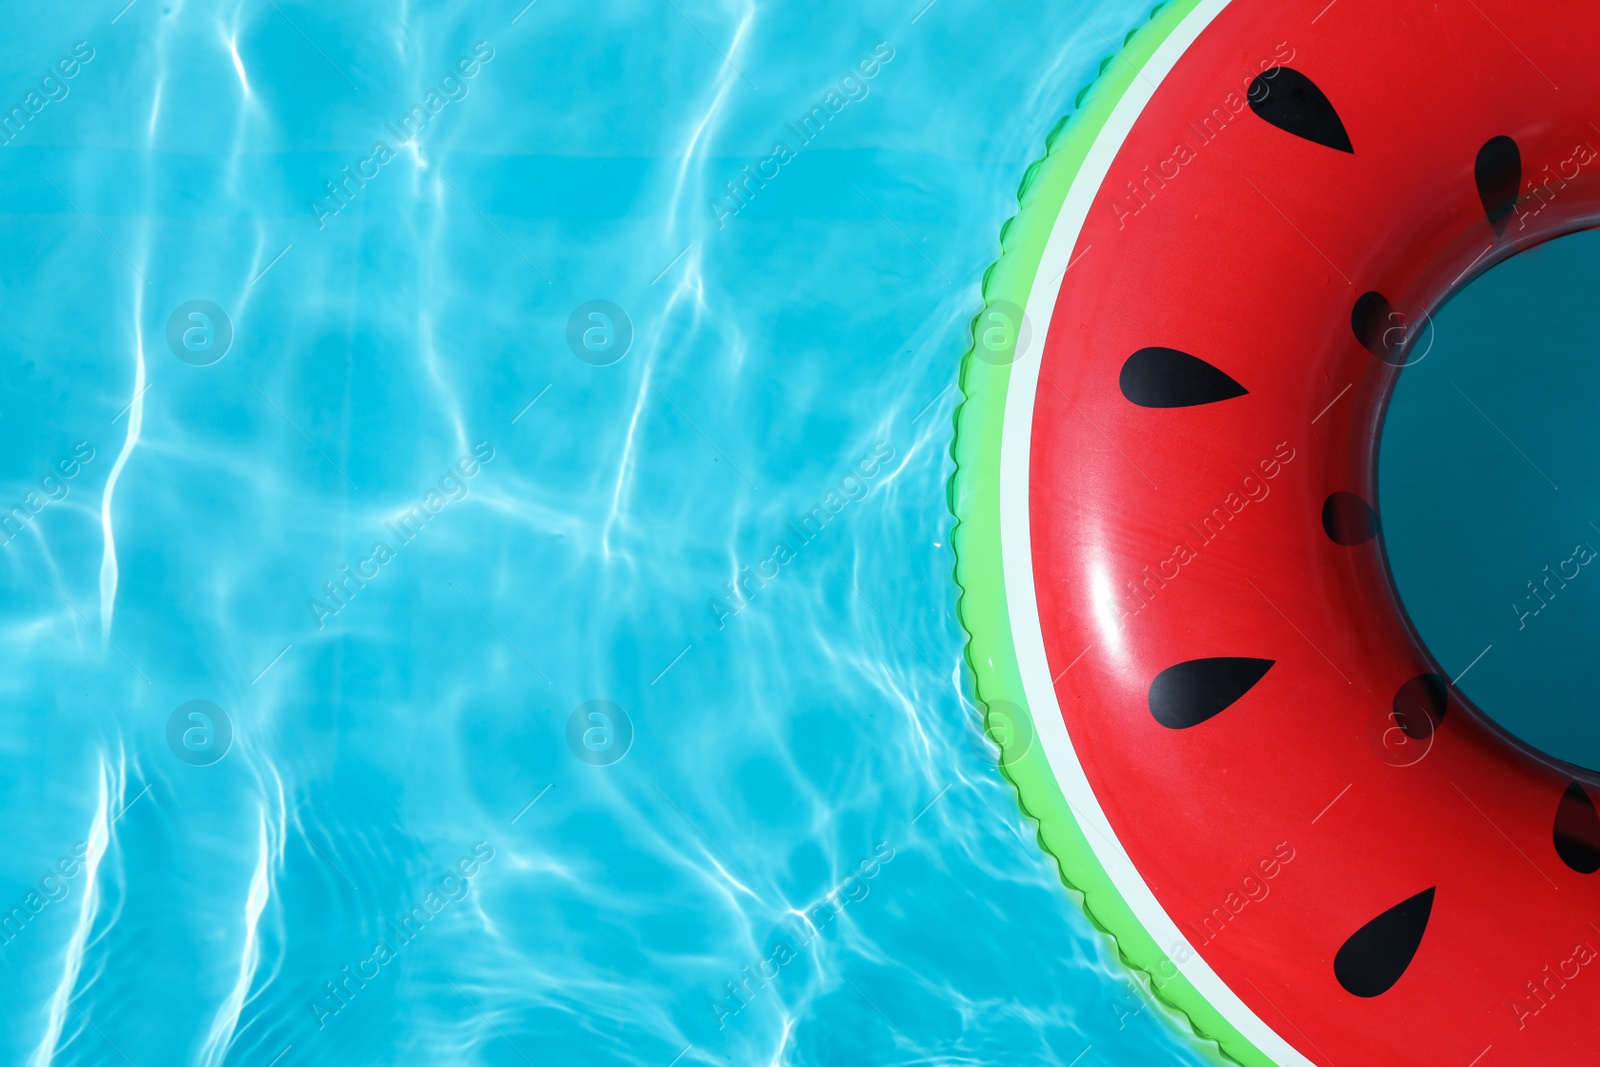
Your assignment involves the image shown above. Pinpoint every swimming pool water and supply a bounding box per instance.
[0,2,1217,1064]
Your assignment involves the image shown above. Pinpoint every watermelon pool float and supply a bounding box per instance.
[949,1,1600,1063]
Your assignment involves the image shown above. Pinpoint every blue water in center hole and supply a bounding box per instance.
[1383,227,1600,772]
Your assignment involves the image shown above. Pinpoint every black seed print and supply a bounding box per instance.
[1248,68,1353,153]
[1475,136,1521,237]
[1392,674,1448,740]
[1119,348,1248,408]
[1334,888,1435,998]
[1554,781,1600,874]
[1148,658,1274,730]
[1323,492,1378,545]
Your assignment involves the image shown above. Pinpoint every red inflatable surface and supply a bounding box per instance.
[1032,1,1600,1062]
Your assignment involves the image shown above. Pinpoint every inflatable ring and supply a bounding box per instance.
[950,2,1600,1063]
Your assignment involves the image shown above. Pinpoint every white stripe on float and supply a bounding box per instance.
[998,0,1318,1062]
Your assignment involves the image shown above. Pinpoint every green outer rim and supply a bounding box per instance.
[946,4,1276,1066]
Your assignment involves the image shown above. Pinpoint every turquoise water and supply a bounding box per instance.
[0,2,1217,1065]
[1383,229,1600,773]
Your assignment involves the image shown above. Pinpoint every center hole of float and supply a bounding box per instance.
[1381,227,1600,772]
